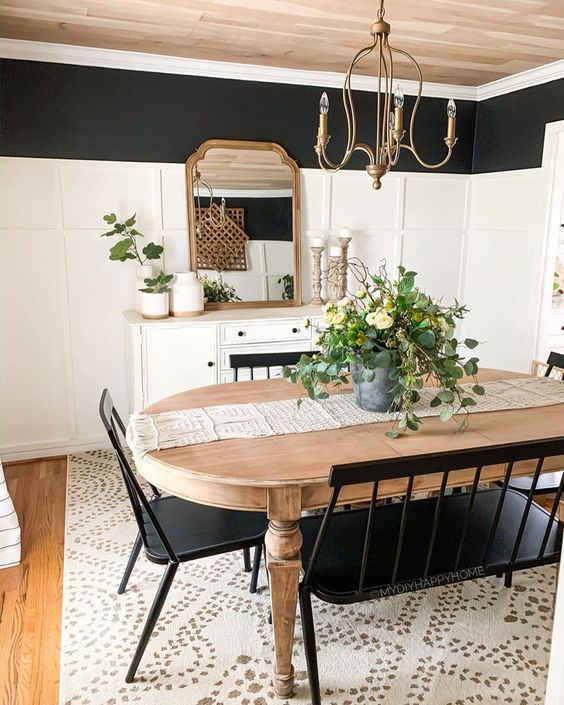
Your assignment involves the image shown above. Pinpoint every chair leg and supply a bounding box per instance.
[249,544,262,594]
[504,571,513,588]
[300,588,321,705]
[242,547,252,572]
[125,562,179,683]
[118,533,142,595]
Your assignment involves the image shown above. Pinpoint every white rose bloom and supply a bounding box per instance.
[333,311,346,324]
[337,297,350,307]
[367,309,393,330]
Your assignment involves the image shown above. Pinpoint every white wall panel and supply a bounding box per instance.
[404,177,467,230]
[162,232,189,272]
[347,231,397,278]
[60,163,159,229]
[0,231,72,447]
[64,230,150,439]
[300,170,325,230]
[402,230,464,301]
[0,159,59,229]
[330,171,399,230]
[469,171,540,230]
[161,167,187,230]
[462,230,534,372]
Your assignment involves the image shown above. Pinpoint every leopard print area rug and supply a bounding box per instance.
[60,450,557,705]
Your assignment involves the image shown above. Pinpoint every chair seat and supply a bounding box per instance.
[507,470,563,494]
[300,489,562,603]
[142,496,266,564]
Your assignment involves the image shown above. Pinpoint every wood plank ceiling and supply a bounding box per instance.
[1,1,563,86]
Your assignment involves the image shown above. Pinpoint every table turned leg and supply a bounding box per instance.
[265,487,303,698]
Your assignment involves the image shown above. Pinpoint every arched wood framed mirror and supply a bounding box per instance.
[185,139,301,310]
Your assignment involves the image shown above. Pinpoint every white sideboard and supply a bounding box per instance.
[124,306,323,411]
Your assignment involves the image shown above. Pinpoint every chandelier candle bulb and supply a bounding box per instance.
[317,92,330,146]
[446,99,457,144]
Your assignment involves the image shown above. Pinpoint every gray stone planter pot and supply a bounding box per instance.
[352,362,395,412]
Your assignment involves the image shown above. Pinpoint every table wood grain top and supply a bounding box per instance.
[139,368,564,488]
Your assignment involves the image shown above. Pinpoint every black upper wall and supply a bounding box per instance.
[2,59,563,174]
[0,59,475,173]
[473,78,564,172]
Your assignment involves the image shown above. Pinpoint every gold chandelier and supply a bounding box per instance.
[315,0,458,190]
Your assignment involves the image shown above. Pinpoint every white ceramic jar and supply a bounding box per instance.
[141,292,169,320]
[135,264,154,313]
[170,272,204,317]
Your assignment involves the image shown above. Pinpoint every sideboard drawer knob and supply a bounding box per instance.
[207,361,214,367]
[237,330,245,337]
[292,327,299,334]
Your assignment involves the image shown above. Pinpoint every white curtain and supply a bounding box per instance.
[0,460,20,568]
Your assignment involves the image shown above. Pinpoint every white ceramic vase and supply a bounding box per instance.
[135,264,154,313]
[170,272,204,317]
[141,292,169,320]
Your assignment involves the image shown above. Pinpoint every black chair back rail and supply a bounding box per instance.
[302,438,564,603]
[99,389,178,561]
[545,351,564,375]
[229,350,317,381]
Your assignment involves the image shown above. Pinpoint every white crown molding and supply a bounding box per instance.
[1,38,563,103]
[0,38,474,100]
[476,59,564,101]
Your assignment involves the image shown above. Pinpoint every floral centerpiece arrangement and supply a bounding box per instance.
[285,262,483,438]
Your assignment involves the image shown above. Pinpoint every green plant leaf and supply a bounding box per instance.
[461,397,477,407]
[109,239,134,261]
[374,349,392,368]
[438,390,455,403]
[464,338,479,349]
[103,213,116,224]
[125,214,136,227]
[440,407,453,422]
[101,229,117,237]
[418,329,436,349]
[430,395,442,408]
[472,384,485,395]
[363,368,376,382]
[142,242,163,260]
[385,430,400,439]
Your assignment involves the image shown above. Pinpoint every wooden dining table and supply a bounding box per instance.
[134,367,564,698]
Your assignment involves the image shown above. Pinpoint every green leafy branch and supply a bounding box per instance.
[139,271,174,294]
[101,212,163,264]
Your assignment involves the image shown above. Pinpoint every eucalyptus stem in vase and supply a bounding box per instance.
[284,260,483,438]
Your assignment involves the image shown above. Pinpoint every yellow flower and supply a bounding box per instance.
[323,309,335,324]
[355,331,367,346]
[366,309,394,330]
[333,311,346,324]
[356,288,367,299]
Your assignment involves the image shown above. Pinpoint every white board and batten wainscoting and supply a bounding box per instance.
[0,156,547,460]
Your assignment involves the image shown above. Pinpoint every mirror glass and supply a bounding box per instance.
[186,141,300,308]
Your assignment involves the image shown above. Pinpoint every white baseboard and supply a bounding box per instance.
[0,436,110,462]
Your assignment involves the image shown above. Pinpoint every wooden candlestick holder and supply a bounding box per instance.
[310,246,325,305]
[338,236,352,299]
[328,254,342,303]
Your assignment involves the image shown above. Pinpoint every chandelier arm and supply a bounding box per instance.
[389,44,454,169]
[399,143,454,169]
[318,41,377,172]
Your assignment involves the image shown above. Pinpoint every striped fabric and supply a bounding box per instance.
[0,459,20,569]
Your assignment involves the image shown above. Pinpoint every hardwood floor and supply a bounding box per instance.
[0,457,67,705]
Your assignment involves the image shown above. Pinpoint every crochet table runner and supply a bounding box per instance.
[127,377,564,457]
